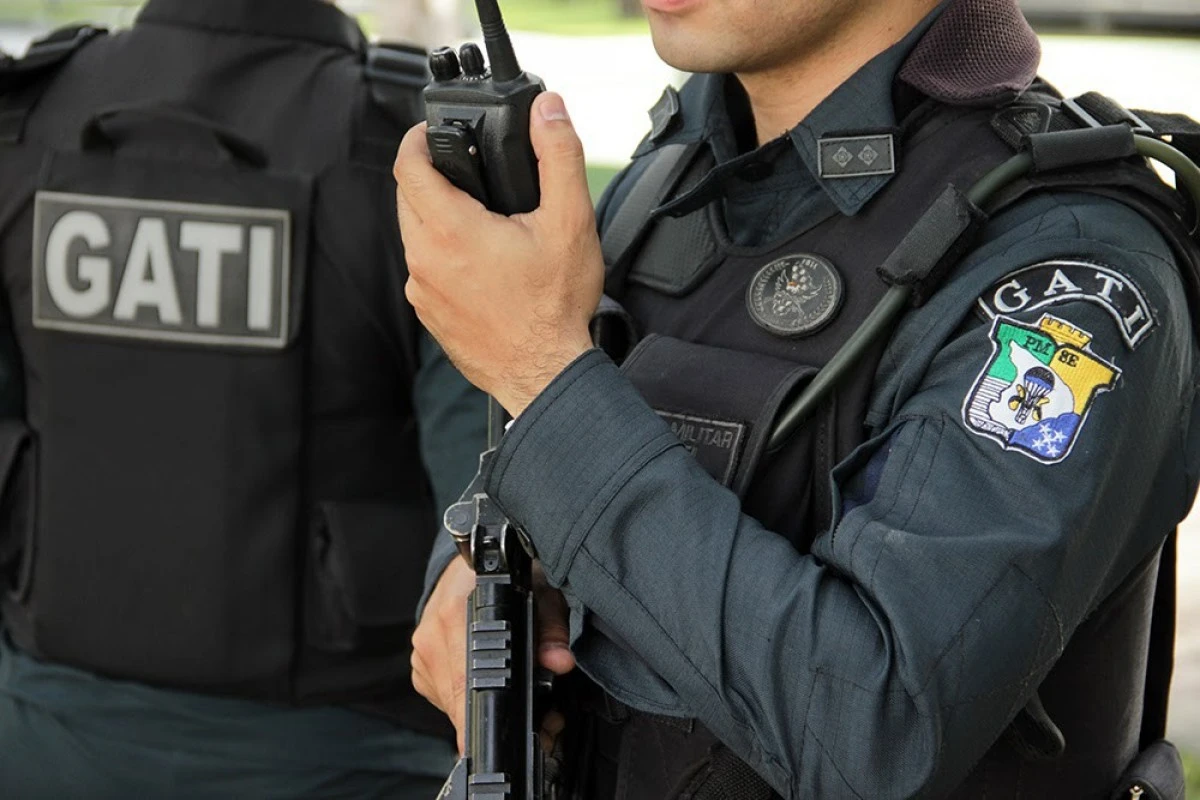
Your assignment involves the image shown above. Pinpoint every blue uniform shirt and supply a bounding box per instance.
[421,16,1200,800]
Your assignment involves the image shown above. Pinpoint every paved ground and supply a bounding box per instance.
[1175,513,1200,750]
[4,17,1200,750]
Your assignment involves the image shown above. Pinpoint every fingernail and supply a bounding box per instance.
[539,93,570,124]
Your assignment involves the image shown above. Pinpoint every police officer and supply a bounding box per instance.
[401,0,1200,796]
[0,0,486,797]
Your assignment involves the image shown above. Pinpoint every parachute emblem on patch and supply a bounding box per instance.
[962,313,1120,464]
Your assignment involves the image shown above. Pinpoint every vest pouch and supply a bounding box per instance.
[304,500,435,655]
[596,338,821,800]
[0,420,34,597]
[13,143,313,693]
[619,334,815,497]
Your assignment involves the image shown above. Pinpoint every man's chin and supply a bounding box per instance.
[647,27,727,75]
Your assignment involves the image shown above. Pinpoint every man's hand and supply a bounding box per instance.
[411,557,576,753]
[394,92,604,418]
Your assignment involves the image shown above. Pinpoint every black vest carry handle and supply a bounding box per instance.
[80,103,268,168]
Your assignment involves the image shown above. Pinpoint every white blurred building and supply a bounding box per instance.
[364,0,466,47]
[1021,0,1200,30]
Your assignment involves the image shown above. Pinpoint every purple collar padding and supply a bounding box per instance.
[899,0,1041,107]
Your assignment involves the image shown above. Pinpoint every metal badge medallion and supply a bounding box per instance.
[746,253,843,337]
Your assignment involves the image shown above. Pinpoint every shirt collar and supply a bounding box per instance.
[789,4,944,215]
[645,2,947,218]
[136,0,367,54]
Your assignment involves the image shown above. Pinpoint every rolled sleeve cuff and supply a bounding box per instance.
[484,349,681,585]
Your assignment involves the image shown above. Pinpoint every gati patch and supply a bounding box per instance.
[962,313,1119,464]
[976,260,1155,349]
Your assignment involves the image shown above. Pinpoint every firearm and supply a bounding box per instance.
[425,4,557,797]
[438,451,557,800]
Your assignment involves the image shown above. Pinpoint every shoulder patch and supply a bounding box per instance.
[962,313,1119,465]
[976,260,1155,349]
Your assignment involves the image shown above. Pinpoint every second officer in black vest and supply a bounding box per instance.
[0,1,486,796]
[401,0,1200,796]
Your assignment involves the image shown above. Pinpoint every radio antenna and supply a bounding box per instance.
[474,0,521,82]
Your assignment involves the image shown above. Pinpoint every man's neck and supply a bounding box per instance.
[739,1,940,146]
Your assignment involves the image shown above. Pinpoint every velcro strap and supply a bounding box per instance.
[1026,124,1137,173]
[877,184,987,306]
[1071,91,1200,162]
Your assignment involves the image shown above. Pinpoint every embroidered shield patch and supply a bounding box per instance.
[962,313,1119,464]
[746,253,843,337]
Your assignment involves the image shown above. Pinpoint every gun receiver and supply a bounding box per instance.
[439,452,556,800]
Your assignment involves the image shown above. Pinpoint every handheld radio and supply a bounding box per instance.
[423,0,544,216]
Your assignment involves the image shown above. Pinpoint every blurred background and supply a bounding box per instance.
[2,0,1199,790]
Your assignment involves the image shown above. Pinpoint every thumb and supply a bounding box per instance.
[529,92,591,218]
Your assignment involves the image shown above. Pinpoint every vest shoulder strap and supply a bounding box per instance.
[992,88,1200,211]
[0,24,106,145]
[351,41,427,169]
[598,141,704,297]
[364,41,428,128]
[1142,532,1177,747]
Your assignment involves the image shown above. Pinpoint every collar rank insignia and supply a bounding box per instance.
[746,253,843,338]
[963,313,1119,464]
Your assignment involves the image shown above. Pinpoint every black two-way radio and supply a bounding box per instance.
[424,0,544,216]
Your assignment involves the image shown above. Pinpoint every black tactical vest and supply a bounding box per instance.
[0,25,448,735]
[583,64,1200,800]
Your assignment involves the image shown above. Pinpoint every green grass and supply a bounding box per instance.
[0,1,140,28]
[498,0,649,36]
[586,163,621,203]
[317,0,647,40]
[1185,751,1200,797]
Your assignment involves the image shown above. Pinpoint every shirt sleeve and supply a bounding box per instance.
[412,330,488,517]
[479,193,1199,798]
